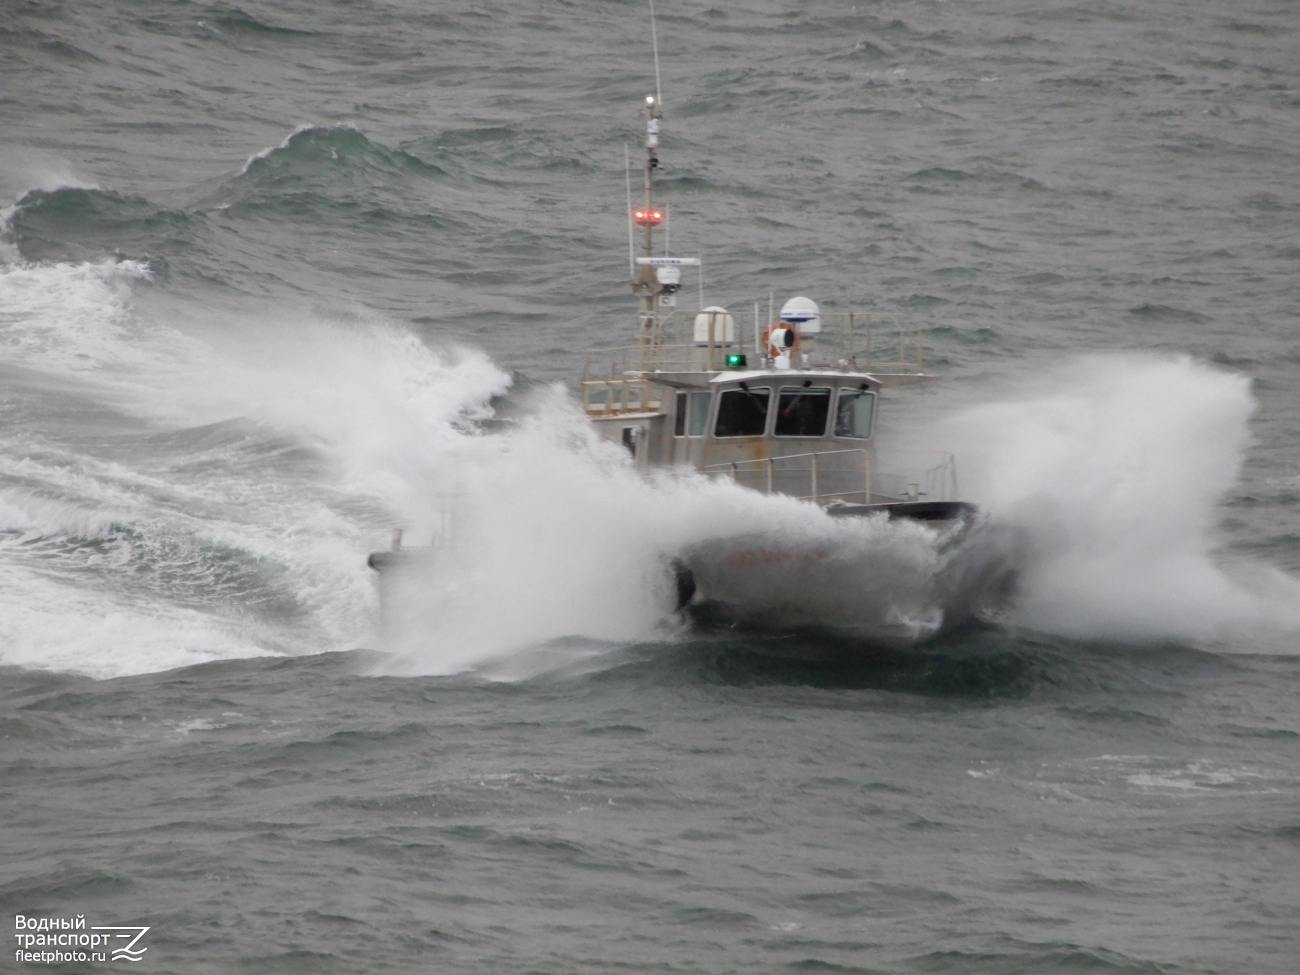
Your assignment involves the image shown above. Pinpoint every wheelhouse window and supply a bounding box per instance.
[774,386,831,437]
[687,391,710,436]
[834,389,876,439]
[674,391,713,437]
[713,386,770,437]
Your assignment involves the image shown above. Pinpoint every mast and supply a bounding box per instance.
[632,95,664,355]
[628,2,693,365]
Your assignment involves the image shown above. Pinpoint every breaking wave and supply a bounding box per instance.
[0,259,506,678]
[0,256,1294,679]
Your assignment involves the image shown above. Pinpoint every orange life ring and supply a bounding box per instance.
[763,322,801,359]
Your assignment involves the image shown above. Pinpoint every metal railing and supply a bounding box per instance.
[924,452,959,502]
[703,447,875,504]
[580,377,661,414]
[582,310,926,393]
[700,450,957,506]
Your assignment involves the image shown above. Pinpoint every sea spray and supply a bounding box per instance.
[0,260,511,678]
[378,385,810,674]
[5,260,1294,680]
[921,355,1300,642]
[378,384,959,674]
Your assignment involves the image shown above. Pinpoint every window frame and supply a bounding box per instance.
[674,390,713,438]
[712,384,773,438]
[773,385,833,438]
[687,390,711,437]
[833,388,877,440]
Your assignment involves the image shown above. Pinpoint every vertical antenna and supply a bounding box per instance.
[624,144,635,278]
[649,0,663,109]
[631,0,666,357]
[664,203,670,256]
[767,294,774,359]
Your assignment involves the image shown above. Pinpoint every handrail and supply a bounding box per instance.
[702,446,868,469]
[583,311,926,382]
[580,377,658,414]
[702,447,875,504]
[924,452,958,502]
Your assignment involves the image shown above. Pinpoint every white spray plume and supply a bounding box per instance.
[0,261,514,679]
[378,384,854,675]
[365,353,1300,674]
[928,354,1300,643]
[4,262,1294,680]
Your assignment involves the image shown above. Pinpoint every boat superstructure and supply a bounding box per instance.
[369,86,982,643]
[580,93,967,522]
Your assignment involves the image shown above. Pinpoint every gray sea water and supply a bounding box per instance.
[2,1,1299,972]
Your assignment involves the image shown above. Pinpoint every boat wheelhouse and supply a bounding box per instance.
[576,93,959,516]
[369,79,980,643]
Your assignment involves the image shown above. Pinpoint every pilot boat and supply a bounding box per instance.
[370,91,982,643]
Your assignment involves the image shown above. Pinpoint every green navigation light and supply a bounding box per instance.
[725,353,747,369]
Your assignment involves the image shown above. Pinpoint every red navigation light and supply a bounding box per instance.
[633,208,663,226]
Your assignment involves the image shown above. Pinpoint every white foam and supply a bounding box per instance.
[376,385,940,675]
[923,355,1300,643]
[4,260,1294,679]
[0,560,270,680]
[340,353,1300,675]
[0,261,512,679]
[0,260,154,372]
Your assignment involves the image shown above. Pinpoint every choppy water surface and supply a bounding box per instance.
[1,1,1298,972]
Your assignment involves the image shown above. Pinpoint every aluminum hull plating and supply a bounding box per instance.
[679,504,986,644]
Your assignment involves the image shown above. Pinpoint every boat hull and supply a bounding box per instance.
[366,506,1012,650]
[677,503,989,645]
